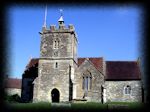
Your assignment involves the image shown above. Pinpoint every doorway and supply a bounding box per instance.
[51,88,60,102]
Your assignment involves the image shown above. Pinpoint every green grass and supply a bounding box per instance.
[6,101,144,111]
[71,102,107,110]
[106,102,144,109]
[7,102,51,110]
[6,102,107,111]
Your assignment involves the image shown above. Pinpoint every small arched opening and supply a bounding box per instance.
[51,88,60,103]
[124,85,131,95]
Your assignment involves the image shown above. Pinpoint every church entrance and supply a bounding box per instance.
[51,88,60,103]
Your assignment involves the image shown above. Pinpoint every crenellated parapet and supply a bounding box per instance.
[42,24,75,33]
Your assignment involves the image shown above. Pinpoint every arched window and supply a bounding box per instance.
[89,76,92,89]
[85,76,88,90]
[124,85,131,95]
[82,71,92,91]
[55,62,58,68]
[53,39,60,49]
[82,77,85,89]
[54,41,57,48]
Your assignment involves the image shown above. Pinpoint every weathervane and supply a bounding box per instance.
[59,9,63,16]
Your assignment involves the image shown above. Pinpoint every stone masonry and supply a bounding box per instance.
[33,18,78,102]
[21,14,143,103]
[105,81,142,102]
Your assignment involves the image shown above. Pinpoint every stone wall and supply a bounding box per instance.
[75,59,104,102]
[105,81,142,102]
[40,26,77,61]
[31,21,143,103]
[5,88,21,96]
[33,59,75,102]
[33,24,78,103]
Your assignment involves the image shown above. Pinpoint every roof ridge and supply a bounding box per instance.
[78,57,103,59]
[31,58,39,60]
[6,77,21,80]
[106,61,137,62]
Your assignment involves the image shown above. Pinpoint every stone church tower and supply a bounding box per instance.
[33,12,78,102]
[21,9,143,103]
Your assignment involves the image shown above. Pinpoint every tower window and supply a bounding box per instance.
[55,62,58,68]
[54,39,60,49]
[82,77,85,89]
[54,41,57,48]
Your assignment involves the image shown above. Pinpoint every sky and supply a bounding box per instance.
[8,5,142,79]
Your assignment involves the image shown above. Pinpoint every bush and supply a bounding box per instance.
[9,102,51,111]
[5,94,22,103]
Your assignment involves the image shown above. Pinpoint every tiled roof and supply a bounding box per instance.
[26,58,39,70]
[24,58,141,80]
[5,78,22,89]
[78,57,103,71]
[106,61,141,80]
[27,58,104,71]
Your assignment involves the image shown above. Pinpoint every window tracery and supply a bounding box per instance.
[124,85,131,95]
[82,71,92,91]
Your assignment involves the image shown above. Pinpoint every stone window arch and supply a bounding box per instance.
[53,38,60,49]
[55,62,58,68]
[82,70,92,91]
[124,85,131,95]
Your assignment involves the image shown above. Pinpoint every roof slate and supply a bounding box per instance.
[24,58,141,80]
[26,58,39,69]
[106,61,141,80]
[78,57,103,71]
[5,78,22,89]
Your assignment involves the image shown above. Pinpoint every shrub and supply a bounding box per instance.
[5,94,21,103]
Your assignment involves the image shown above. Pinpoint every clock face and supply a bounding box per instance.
[53,50,58,57]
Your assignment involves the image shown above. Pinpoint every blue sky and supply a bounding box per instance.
[8,5,142,79]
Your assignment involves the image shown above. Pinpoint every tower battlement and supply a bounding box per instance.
[42,24,75,33]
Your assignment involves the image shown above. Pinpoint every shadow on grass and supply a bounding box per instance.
[5,102,51,111]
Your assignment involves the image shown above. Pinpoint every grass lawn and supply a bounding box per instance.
[5,101,144,111]
[106,102,144,110]
[6,102,107,111]
[6,102,51,111]
[71,102,107,110]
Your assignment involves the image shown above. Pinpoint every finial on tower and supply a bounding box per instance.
[58,9,64,25]
[43,5,47,28]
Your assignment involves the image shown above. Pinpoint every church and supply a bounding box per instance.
[21,11,143,103]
